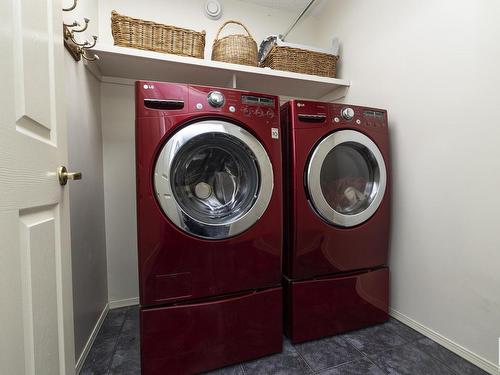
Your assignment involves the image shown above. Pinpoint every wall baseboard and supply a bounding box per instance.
[390,308,499,375]
[75,303,109,375]
[109,296,139,309]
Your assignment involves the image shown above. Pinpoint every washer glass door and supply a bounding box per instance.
[154,120,274,239]
[306,130,387,227]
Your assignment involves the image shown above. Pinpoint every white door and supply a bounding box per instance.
[0,0,76,374]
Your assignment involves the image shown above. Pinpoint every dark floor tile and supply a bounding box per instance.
[386,318,425,342]
[84,306,487,375]
[81,307,130,375]
[126,305,139,321]
[294,335,362,372]
[343,322,407,355]
[414,338,489,375]
[107,306,129,323]
[121,313,140,336]
[99,307,128,340]
[370,341,456,375]
[203,364,244,374]
[116,329,140,353]
[110,308,141,368]
[108,347,141,375]
[318,357,385,375]
[80,335,118,375]
[242,340,311,375]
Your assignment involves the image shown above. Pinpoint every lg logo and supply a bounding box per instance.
[143,84,154,89]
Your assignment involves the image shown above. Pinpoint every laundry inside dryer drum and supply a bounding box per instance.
[170,133,260,226]
[320,142,379,215]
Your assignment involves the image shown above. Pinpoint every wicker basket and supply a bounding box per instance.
[211,20,258,66]
[260,45,338,78]
[111,10,206,59]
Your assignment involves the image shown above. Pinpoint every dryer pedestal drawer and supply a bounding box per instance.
[284,268,389,344]
[140,287,282,375]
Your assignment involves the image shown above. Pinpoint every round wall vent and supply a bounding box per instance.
[205,0,222,20]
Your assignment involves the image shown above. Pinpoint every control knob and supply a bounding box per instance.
[341,107,355,120]
[207,91,225,107]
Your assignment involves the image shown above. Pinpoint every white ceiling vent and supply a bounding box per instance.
[205,0,222,20]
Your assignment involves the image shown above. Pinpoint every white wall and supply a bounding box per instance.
[63,0,108,363]
[311,0,500,369]
[100,81,138,304]
[98,0,319,304]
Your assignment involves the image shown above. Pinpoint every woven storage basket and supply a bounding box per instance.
[261,45,338,78]
[211,20,258,66]
[111,10,206,59]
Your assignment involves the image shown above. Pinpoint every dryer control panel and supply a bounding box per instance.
[331,105,387,129]
[291,100,387,130]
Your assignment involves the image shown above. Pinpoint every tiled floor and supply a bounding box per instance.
[81,305,488,375]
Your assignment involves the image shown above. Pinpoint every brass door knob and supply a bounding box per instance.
[58,166,82,186]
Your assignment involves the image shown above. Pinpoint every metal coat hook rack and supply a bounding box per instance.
[63,0,99,62]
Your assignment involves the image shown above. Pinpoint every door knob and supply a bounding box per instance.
[58,166,82,186]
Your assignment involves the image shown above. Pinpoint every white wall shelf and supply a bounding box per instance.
[88,44,350,101]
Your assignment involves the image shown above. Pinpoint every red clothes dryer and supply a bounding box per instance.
[136,81,283,374]
[281,100,390,343]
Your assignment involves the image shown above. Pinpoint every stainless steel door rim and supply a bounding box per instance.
[154,120,274,239]
[306,129,387,227]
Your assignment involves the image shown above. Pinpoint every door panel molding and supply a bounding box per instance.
[19,205,60,375]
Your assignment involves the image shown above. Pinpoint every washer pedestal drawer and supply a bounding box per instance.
[284,268,389,344]
[141,287,282,375]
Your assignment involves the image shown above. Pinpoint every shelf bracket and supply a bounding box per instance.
[229,73,237,89]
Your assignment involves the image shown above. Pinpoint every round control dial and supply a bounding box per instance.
[341,107,355,120]
[207,91,225,107]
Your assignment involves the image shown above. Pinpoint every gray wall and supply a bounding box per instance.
[64,0,108,363]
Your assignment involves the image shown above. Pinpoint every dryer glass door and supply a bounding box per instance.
[154,120,274,239]
[307,130,387,227]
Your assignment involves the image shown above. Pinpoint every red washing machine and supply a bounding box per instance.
[136,81,283,374]
[281,100,391,343]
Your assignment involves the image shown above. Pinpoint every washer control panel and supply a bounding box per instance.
[241,95,276,118]
[188,85,278,122]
